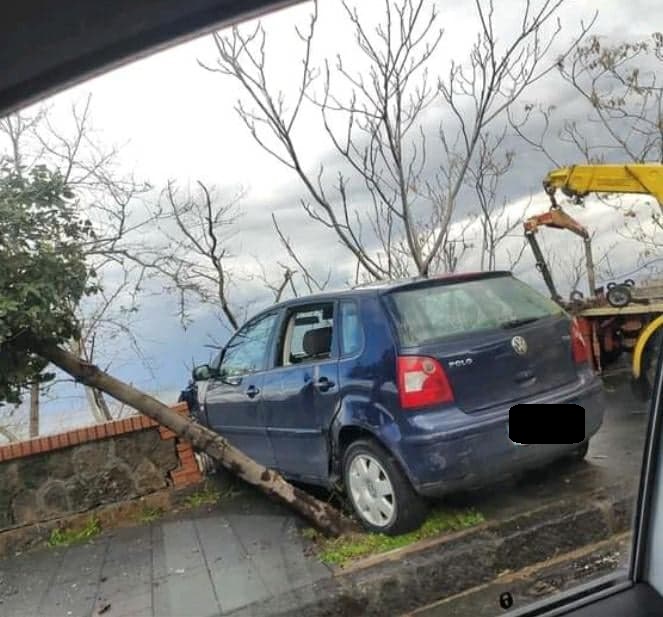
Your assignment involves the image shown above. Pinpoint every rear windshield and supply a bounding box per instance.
[386,275,564,347]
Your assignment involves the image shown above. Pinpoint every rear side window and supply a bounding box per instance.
[340,300,363,356]
[387,276,563,347]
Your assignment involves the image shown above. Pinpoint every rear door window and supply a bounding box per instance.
[387,275,563,346]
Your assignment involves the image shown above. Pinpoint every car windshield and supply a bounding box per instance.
[1,1,661,616]
[387,275,563,346]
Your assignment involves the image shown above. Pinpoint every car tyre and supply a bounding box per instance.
[343,438,427,535]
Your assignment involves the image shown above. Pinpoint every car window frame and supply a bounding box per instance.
[270,300,340,370]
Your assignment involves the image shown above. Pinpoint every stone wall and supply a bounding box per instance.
[0,404,202,532]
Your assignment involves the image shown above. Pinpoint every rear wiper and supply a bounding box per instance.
[501,317,540,329]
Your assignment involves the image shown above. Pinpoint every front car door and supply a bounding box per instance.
[261,301,340,484]
[204,310,280,468]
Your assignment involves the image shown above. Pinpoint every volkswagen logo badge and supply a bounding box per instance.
[511,336,528,355]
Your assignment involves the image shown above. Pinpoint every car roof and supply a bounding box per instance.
[266,270,512,312]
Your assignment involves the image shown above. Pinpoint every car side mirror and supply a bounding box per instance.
[192,364,212,382]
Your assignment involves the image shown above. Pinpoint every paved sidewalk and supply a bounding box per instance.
[0,490,331,617]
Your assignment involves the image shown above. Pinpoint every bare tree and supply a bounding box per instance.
[153,180,243,331]
[558,33,663,164]
[466,131,531,271]
[203,0,592,281]
[29,382,39,437]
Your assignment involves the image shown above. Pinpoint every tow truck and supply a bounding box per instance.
[524,164,663,399]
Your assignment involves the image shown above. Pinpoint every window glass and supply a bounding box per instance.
[389,276,563,346]
[221,312,278,377]
[340,300,362,355]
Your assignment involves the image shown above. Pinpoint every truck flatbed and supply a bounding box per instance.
[579,302,663,318]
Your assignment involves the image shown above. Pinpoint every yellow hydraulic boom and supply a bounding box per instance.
[526,163,663,302]
[543,163,663,208]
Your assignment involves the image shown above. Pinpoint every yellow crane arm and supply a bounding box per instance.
[543,164,663,208]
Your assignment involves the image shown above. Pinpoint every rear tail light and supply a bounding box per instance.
[397,356,454,409]
[570,318,590,365]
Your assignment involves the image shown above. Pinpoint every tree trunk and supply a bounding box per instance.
[37,342,355,537]
[29,381,39,438]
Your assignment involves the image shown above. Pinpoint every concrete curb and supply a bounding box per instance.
[231,489,636,617]
[411,533,631,617]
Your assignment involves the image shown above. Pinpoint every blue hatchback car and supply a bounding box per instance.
[194,271,605,534]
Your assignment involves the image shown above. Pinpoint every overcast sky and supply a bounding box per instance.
[4,0,663,436]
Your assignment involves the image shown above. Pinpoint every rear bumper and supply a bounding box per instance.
[395,375,605,497]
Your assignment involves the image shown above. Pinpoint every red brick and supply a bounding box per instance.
[62,432,73,447]
[0,447,7,462]
[169,470,191,487]
[106,423,118,437]
[78,428,90,444]
[171,402,188,415]
[129,416,142,432]
[69,432,82,446]
[177,448,193,460]
[92,425,104,441]
[9,443,21,459]
[159,427,176,440]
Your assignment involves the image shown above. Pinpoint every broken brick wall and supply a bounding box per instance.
[0,403,202,531]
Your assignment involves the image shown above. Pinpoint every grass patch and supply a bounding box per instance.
[136,506,164,523]
[48,517,101,548]
[307,507,484,567]
[184,484,222,509]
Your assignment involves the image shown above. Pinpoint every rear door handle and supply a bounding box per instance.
[315,376,335,392]
[245,385,260,399]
